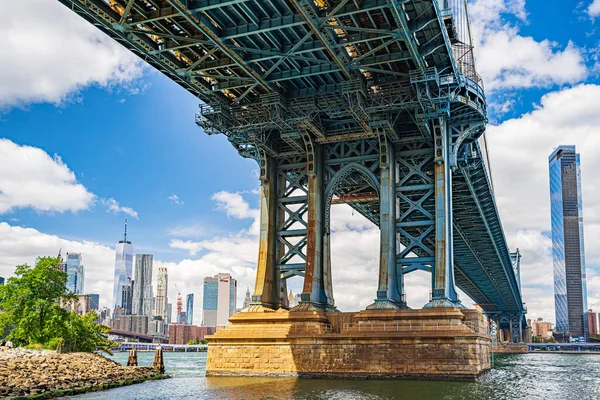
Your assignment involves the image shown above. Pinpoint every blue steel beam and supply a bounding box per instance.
[60,0,523,316]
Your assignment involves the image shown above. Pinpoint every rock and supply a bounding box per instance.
[0,348,166,399]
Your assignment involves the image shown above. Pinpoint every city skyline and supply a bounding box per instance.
[4,1,600,326]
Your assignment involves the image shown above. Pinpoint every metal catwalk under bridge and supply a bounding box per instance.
[59,0,527,341]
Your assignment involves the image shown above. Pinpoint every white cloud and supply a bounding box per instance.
[100,198,139,219]
[0,0,143,109]
[488,84,600,322]
[0,222,115,310]
[168,194,184,205]
[469,0,587,91]
[588,0,600,17]
[212,191,258,220]
[0,138,95,214]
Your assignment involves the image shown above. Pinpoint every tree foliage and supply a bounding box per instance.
[0,256,114,352]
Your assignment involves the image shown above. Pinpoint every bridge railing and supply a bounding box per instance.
[340,320,491,336]
[282,320,491,336]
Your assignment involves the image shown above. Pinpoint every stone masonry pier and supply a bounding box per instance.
[206,308,491,381]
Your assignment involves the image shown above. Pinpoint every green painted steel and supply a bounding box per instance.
[58,0,525,330]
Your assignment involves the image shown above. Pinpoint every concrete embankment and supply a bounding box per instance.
[0,347,167,399]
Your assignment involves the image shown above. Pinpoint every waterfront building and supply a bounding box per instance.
[588,311,598,336]
[531,318,553,338]
[148,316,169,337]
[203,273,237,327]
[167,303,173,324]
[186,293,194,325]
[155,267,168,321]
[132,254,154,317]
[549,146,589,338]
[243,287,251,309]
[112,219,134,312]
[89,294,100,310]
[112,313,149,335]
[168,324,216,345]
[65,253,84,294]
[121,278,133,315]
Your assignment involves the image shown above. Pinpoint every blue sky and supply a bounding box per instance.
[2,0,600,324]
[2,72,259,260]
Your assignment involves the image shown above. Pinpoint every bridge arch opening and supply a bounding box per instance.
[324,163,380,311]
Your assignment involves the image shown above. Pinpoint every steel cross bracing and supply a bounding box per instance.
[61,0,525,324]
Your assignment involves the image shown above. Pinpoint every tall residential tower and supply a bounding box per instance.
[132,254,154,317]
[155,267,168,321]
[549,146,588,338]
[112,219,134,313]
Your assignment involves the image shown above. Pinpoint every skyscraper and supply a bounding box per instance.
[167,303,173,324]
[549,146,588,338]
[203,273,237,327]
[243,287,251,309]
[65,253,84,294]
[113,219,134,312]
[155,267,168,321]
[178,311,187,324]
[186,293,194,325]
[89,294,100,311]
[121,277,133,315]
[132,254,154,317]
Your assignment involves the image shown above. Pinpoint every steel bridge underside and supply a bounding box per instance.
[58,0,524,319]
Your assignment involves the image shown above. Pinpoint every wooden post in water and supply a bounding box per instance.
[153,344,165,374]
[127,345,138,367]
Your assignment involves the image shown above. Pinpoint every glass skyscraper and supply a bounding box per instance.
[113,219,134,313]
[549,146,588,338]
[186,293,194,325]
[203,273,237,327]
[65,253,84,294]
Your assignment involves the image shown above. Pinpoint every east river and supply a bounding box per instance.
[66,351,600,399]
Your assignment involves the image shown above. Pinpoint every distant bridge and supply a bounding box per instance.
[61,0,526,341]
[114,342,207,352]
[528,343,600,352]
[109,329,167,343]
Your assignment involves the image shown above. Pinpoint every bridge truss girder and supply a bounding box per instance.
[59,0,525,328]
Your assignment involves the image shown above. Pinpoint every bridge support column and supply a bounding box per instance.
[425,118,461,308]
[368,134,406,309]
[249,152,280,310]
[296,136,335,311]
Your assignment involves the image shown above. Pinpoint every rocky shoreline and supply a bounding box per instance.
[0,347,168,399]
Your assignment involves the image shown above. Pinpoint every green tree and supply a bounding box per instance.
[0,256,114,352]
[0,257,71,346]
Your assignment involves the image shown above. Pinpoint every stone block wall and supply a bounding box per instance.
[206,308,492,381]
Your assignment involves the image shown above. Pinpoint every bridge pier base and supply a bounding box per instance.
[206,308,491,381]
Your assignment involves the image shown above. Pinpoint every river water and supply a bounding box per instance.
[66,351,600,400]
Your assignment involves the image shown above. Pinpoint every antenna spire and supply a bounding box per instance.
[124,217,128,242]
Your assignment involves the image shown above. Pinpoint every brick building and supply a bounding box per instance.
[168,324,216,344]
[588,310,598,336]
[112,314,149,335]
